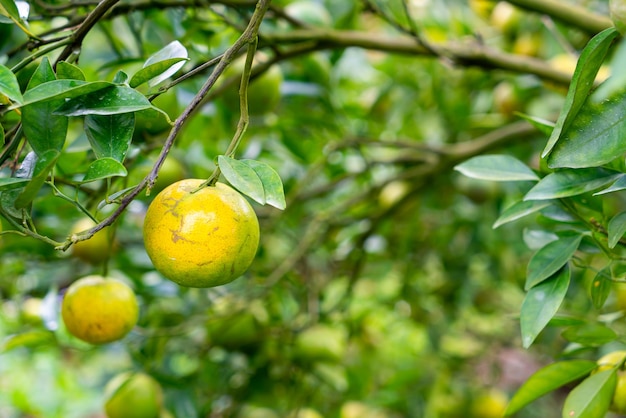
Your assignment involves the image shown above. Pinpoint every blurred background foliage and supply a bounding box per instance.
[0,0,621,417]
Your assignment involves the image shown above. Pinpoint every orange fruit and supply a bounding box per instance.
[61,275,138,344]
[142,180,259,287]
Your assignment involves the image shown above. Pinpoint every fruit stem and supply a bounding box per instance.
[205,38,258,189]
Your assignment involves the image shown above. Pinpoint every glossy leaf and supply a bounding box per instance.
[594,174,626,195]
[21,59,68,157]
[493,199,553,229]
[590,267,612,309]
[14,149,60,209]
[0,177,30,190]
[505,360,597,415]
[0,64,23,104]
[0,0,37,38]
[54,85,152,116]
[521,265,570,348]
[561,369,616,418]
[19,80,112,107]
[525,235,581,290]
[218,155,265,205]
[524,168,622,201]
[542,28,619,158]
[608,211,626,248]
[454,155,538,181]
[84,113,134,162]
[81,158,128,183]
[548,87,626,168]
[241,159,286,210]
[56,61,86,81]
[130,57,187,88]
[562,323,617,346]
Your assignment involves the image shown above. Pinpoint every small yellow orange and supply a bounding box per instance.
[142,180,259,288]
[61,275,138,344]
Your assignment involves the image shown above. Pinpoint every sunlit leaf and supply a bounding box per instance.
[505,360,597,415]
[81,158,128,183]
[144,41,188,87]
[521,265,570,348]
[241,159,286,210]
[524,168,622,201]
[542,28,619,158]
[84,113,134,162]
[493,199,553,229]
[515,113,555,136]
[454,155,538,181]
[54,85,152,116]
[526,234,581,290]
[561,369,616,418]
[0,64,23,104]
[218,155,265,205]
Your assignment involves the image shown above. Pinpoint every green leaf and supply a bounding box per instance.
[21,59,68,157]
[0,0,38,38]
[562,369,616,418]
[0,177,29,191]
[56,61,86,81]
[562,324,617,346]
[0,64,23,104]
[516,114,555,136]
[81,158,128,183]
[542,27,619,159]
[520,265,570,348]
[130,41,188,88]
[548,88,626,168]
[14,149,60,209]
[130,57,188,88]
[524,168,622,201]
[241,159,286,210]
[19,80,112,107]
[53,85,152,116]
[505,360,597,415]
[84,113,134,162]
[453,155,538,181]
[608,211,626,249]
[218,155,265,205]
[589,267,612,309]
[526,235,581,290]
[1,330,55,352]
[493,199,553,229]
[593,175,626,195]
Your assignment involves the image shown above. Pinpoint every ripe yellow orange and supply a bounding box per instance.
[71,217,115,263]
[104,372,163,418]
[61,275,138,344]
[142,180,260,288]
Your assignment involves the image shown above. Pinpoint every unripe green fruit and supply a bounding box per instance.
[104,372,163,418]
[611,0,626,34]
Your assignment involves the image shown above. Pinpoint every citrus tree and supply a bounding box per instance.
[1,0,626,417]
